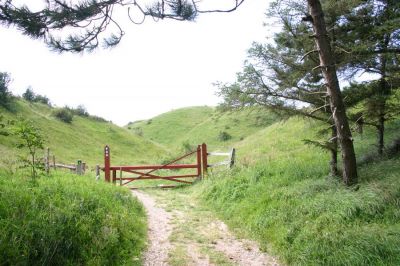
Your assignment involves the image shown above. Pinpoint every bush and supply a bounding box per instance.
[218,131,232,141]
[89,115,108,123]
[0,173,147,265]
[34,95,51,106]
[22,87,35,102]
[73,105,89,117]
[132,127,143,136]
[22,87,51,106]
[53,108,73,123]
[0,72,13,109]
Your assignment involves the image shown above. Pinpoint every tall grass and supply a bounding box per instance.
[0,171,147,265]
[195,117,400,265]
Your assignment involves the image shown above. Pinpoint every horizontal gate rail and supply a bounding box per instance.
[108,164,198,170]
[101,143,235,188]
[102,144,205,188]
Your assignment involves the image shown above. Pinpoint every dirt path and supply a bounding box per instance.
[132,190,172,266]
[132,189,280,266]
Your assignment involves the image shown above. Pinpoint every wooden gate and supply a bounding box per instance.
[102,143,235,189]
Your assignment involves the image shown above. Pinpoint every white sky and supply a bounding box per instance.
[1,0,275,126]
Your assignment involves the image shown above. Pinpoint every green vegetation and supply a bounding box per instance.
[126,106,278,151]
[127,106,215,148]
[0,99,166,168]
[0,72,13,109]
[52,107,74,123]
[0,98,162,265]
[132,105,400,265]
[12,119,45,179]
[194,118,400,265]
[0,171,146,265]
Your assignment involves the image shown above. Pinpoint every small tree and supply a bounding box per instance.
[0,72,12,109]
[74,105,89,117]
[12,119,45,180]
[22,87,35,102]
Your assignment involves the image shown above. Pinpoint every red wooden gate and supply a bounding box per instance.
[102,144,209,188]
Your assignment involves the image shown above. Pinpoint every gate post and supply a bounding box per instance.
[197,145,202,179]
[112,170,117,184]
[201,143,208,178]
[104,145,111,182]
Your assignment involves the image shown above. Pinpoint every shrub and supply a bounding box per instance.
[0,72,13,109]
[22,87,35,102]
[73,105,89,117]
[218,131,232,141]
[22,87,51,106]
[53,108,73,123]
[89,115,108,122]
[132,127,143,136]
[12,119,45,179]
[34,95,51,106]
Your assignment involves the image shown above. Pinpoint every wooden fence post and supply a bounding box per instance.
[119,167,123,186]
[95,164,100,180]
[112,170,117,184]
[201,143,208,178]
[77,160,82,175]
[104,145,110,182]
[45,147,50,175]
[52,155,56,170]
[229,148,236,168]
[196,145,202,180]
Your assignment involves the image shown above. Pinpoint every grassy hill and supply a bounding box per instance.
[126,106,279,152]
[130,105,400,265]
[0,99,166,169]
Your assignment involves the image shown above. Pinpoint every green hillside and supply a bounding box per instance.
[127,106,278,152]
[0,98,154,265]
[130,105,400,265]
[195,117,400,265]
[0,99,166,169]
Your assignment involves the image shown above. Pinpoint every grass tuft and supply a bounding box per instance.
[0,171,147,265]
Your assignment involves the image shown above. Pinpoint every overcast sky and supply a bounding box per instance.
[1,0,275,126]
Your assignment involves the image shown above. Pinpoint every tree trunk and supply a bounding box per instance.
[377,117,385,155]
[330,125,338,177]
[376,34,390,155]
[307,0,358,185]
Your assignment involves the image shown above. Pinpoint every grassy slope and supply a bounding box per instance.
[129,105,400,265]
[127,106,278,152]
[0,99,163,264]
[0,172,146,265]
[196,117,400,265]
[0,99,166,168]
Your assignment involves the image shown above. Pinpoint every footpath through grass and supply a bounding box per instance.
[0,171,147,265]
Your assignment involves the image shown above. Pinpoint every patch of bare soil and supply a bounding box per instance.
[209,221,279,266]
[132,190,172,266]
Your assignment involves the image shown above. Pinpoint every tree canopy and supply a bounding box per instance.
[0,0,244,52]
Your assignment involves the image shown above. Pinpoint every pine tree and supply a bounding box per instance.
[335,0,400,155]
[0,0,244,52]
